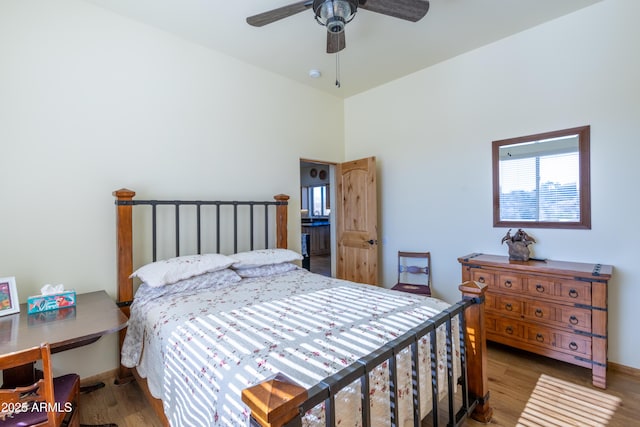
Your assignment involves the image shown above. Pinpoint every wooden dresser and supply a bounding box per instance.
[458,253,613,388]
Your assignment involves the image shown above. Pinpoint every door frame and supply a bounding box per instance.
[300,159,337,277]
[300,157,378,283]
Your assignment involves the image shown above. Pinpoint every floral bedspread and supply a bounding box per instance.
[121,268,459,427]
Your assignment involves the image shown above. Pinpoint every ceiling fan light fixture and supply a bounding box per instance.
[313,0,358,33]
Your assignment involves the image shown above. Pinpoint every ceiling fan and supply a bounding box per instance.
[246,0,430,54]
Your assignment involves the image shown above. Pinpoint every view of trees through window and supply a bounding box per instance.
[499,152,580,222]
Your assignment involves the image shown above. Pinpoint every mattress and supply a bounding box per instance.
[121,267,459,426]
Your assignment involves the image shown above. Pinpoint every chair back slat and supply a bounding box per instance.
[0,343,61,426]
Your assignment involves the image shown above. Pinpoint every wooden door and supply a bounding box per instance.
[335,156,378,285]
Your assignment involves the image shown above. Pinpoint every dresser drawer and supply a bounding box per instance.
[525,277,557,299]
[558,333,591,357]
[485,315,497,333]
[493,295,523,317]
[558,280,592,305]
[484,293,496,310]
[525,325,554,349]
[491,315,524,339]
[560,306,592,332]
[524,277,592,305]
[524,300,559,323]
[524,325,592,358]
[496,273,523,292]
[523,300,592,333]
[470,269,494,287]
[471,269,524,292]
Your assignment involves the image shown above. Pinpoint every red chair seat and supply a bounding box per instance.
[391,283,431,296]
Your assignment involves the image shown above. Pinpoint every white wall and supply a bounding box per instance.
[0,0,344,377]
[3,0,638,379]
[344,0,640,369]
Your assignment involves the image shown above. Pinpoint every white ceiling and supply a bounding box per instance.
[83,0,601,98]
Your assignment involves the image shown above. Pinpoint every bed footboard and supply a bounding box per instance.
[242,281,491,427]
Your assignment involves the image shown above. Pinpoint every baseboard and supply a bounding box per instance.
[609,361,640,379]
[79,368,118,386]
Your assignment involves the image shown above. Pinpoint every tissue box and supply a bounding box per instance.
[27,290,76,314]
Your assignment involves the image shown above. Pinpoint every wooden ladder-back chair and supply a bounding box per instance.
[0,343,80,427]
[391,251,432,296]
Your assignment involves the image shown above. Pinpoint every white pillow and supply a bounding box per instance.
[134,269,242,303]
[230,249,302,269]
[235,262,298,278]
[130,253,236,287]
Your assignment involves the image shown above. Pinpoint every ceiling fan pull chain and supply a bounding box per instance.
[335,52,341,88]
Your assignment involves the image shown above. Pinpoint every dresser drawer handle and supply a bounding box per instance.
[505,326,514,335]
[505,303,513,311]
[477,276,485,283]
[569,315,579,325]
[569,342,578,351]
[504,280,513,288]
[536,333,544,342]
[535,284,545,293]
[535,308,543,318]
[569,289,579,298]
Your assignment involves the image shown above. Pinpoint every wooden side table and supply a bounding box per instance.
[1,290,128,388]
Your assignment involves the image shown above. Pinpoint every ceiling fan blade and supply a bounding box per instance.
[359,0,430,22]
[327,31,346,54]
[246,1,313,27]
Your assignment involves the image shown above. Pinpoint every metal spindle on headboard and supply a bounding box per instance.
[264,204,269,249]
[151,204,157,262]
[175,203,180,256]
[233,203,238,254]
[119,198,287,261]
[196,203,202,254]
[249,204,254,251]
[215,204,221,253]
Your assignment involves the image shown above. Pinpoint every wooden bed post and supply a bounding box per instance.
[274,194,289,249]
[242,373,307,427]
[459,280,493,423]
[113,188,135,383]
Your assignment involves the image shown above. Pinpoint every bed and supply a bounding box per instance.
[113,188,492,427]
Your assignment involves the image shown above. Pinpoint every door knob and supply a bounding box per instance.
[367,239,378,245]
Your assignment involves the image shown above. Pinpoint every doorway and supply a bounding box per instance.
[300,156,378,284]
[300,160,334,277]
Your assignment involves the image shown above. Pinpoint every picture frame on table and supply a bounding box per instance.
[0,277,20,317]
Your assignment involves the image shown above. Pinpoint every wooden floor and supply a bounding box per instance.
[310,253,331,276]
[461,343,639,427]
[79,343,640,426]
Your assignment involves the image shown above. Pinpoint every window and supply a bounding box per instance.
[493,126,591,229]
[304,185,330,217]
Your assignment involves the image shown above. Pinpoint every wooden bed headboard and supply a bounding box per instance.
[113,188,290,306]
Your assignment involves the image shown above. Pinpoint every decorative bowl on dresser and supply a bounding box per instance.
[458,253,613,389]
